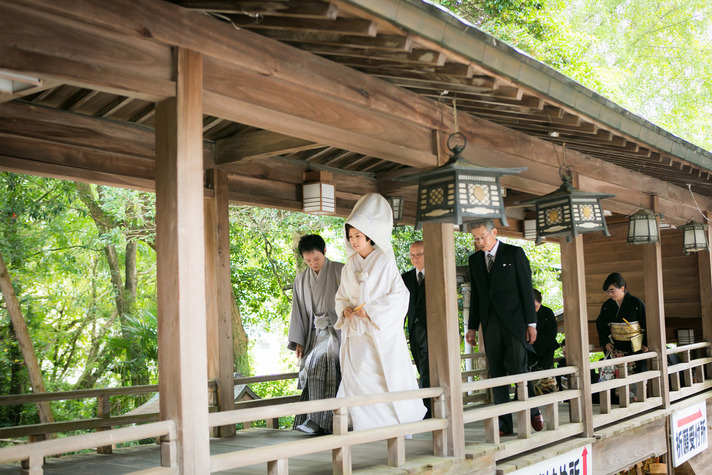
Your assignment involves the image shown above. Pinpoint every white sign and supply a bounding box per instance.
[510,444,592,475]
[672,400,708,467]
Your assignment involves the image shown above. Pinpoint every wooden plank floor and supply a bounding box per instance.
[0,402,577,474]
[0,429,445,475]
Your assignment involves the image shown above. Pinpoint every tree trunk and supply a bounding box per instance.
[231,290,250,376]
[0,249,54,424]
[76,182,145,387]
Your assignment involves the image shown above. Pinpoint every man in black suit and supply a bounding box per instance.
[465,220,543,436]
[532,288,559,371]
[401,240,430,417]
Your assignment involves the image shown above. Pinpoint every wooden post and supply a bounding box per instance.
[516,382,531,439]
[267,459,288,475]
[155,48,211,473]
[205,168,236,438]
[332,407,351,475]
[422,222,465,458]
[560,235,593,437]
[698,211,712,342]
[642,198,669,407]
[96,394,113,454]
[387,436,406,467]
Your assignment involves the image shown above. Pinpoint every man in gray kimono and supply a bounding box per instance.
[287,234,344,434]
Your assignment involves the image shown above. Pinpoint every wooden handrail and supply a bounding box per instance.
[209,387,444,427]
[0,384,159,406]
[0,380,217,406]
[589,351,657,369]
[461,365,578,393]
[0,420,175,465]
[666,341,711,354]
[667,357,712,374]
[210,418,447,472]
[233,372,298,385]
[462,389,580,423]
[591,370,661,393]
[0,413,159,439]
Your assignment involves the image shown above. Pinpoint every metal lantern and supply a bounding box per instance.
[405,133,524,226]
[386,196,405,224]
[627,209,661,245]
[518,166,614,243]
[302,171,335,215]
[681,220,709,254]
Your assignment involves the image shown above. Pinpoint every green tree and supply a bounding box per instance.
[436,0,712,150]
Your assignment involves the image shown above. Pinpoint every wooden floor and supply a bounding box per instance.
[0,403,574,474]
[0,429,443,475]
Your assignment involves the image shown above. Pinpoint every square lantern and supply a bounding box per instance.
[302,171,335,215]
[681,220,709,254]
[405,133,524,227]
[627,209,660,244]
[518,168,614,243]
[386,195,405,224]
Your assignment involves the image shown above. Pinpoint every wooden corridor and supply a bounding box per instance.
[0,406,579,475]
[0,428,466,475]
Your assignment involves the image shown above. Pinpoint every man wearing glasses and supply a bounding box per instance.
[402,240,431,417]
[465,220,543,436]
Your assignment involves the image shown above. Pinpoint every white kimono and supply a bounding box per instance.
[335,193,426,430]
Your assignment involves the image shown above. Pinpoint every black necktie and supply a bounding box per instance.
[487,254,494,273]
[417,271,423,285]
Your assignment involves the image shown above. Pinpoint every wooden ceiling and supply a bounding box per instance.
[1,0,711,226]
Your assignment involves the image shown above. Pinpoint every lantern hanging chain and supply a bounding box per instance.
[686,183,711,222]
[552,142,572,181]
[437,90,449,134]
[452,97,459,134]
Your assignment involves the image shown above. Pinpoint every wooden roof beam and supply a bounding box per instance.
[216,130,322,164]
[178,1,339,20]
[318,50,446,67]
[288,43,440,63]
[0,3,174,102]
[233,16,378,37]
[260,31,413,51]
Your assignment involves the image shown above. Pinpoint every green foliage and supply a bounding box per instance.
[229,206,345,340]
[435,0,712,150]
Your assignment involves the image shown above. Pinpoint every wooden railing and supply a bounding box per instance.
[0,384,165,448]
[590,351,663,428]
[207,387,446,473]
[461,365,583,460]
[0,420,177,475]
[461,352,489,405]
[0,373,301,443]
[667,342,712,402]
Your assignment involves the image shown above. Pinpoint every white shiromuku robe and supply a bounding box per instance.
[335,193,426,430]
[287,257,344,433]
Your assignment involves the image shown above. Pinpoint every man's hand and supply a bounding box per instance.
[526,326,537,344]
[465,329,477,346]
[605,342,614,353]
[295,343,304,359]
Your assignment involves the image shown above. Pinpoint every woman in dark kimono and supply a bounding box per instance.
[596,272,648,374]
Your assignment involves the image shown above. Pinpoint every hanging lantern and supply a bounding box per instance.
[403,132,524,226]
[518,166,614,243]
[386,196,405,225]
[627,209,661,245]
[302,171,335,215]
[681,220,708,254]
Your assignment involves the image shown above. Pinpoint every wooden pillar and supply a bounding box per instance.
[422,223,465,458]
[155,48,210,473]
[698,210,712,342]
[560,235,593,437]
[205,169,236,437]
[642,198,669,406]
